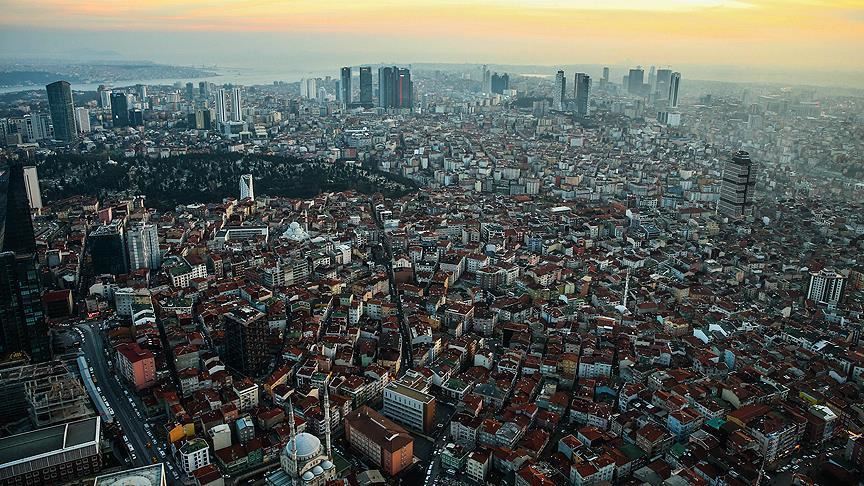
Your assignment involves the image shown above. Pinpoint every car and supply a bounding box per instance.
[437,423,444,428]
[447,469,455,475]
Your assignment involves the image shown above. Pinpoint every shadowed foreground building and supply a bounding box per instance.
[0,416,101,485]
[0,162,49,363]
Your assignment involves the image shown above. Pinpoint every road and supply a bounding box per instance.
[371,203,413,374]
[77,322,180,484]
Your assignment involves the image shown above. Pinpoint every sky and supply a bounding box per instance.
[0,0,862,77]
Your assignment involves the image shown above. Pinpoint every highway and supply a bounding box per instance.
[77,323,181,484]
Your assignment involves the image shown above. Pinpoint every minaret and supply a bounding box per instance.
[288,397,298,474]
[622,267,631,309]
[323,377,332,458]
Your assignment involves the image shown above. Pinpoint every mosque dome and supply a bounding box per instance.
[321,460,334,470]
[311,466,324,476]
[302,471,315,481]
[283,432,322,461]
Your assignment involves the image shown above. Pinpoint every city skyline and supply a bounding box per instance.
[0,0,862,76]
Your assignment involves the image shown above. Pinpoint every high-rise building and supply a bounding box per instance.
[230,88,243,122]
[482,65,492,93]
[126,222,160,271]
[185,82,195,101]
[199,81,209,99]
[718,150,757,218]
[110,92,129,128]
[216,89,228,124]
[669,72,681,108]
[240,174,254,201]
[655,68,673,99]
[359,67,373,105]
[223,307,270,376]
[396,68,412,109]
[0,162,50,362]
[553,70,566,110]
[603,67,610,82]
[648,65,656,89]
[74,107,90,134]
[628,67,644,95]
[45,81,76,142]
[88,223,128,275]
[574,73,591,117]
[340,67,352,107]
[807,269,846,306]
[98,88,112,109]
[304,78,318,100]
[22,166,43,211]
[378,67,394,108]
[136,84,147,100]
[491,73,509,94]
[190,109,212,130]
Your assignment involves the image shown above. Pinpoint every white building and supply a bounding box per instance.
[75,107,90,133]
[216,89,228,124]
[179,438,210,475]
[807,268,846,306]
[233,380,259,412]
[126,222,161,270]
[230,88,243,122]
[22,166,43,211]
[240,174,254,201]
[382,382,436,433]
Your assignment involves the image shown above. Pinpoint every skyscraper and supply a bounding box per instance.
[136,84,147,100]
[199,81,209,99]
[230,88,243,122]
[491,73,509,94]
[396,68,412,109]
[0,162,49,362]
[553,70,566,110]
[378,67,394,108]
[110,92,129,128]
[602,67,610,83]
[359,67,373,105]
[185,82,194,101]
[223,307,270,376]
[240,174,254,201]
[88,223,128,275]
[718,151,757,218]
[45,81,76,142]
[648,65,656,90]
[668,72,681,109]
[628,67,644,95]
[98,88,112,109]
[378,67,413,109]
[574,73,591,117]
[482,65,492,93]
[340,67,352,107]
[216,89,228,124]
[126,222,161,271]
[655,69,673,99]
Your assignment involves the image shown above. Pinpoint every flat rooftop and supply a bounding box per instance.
[94,463,165,486]
[0,416,99,468]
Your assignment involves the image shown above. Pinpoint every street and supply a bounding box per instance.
[77,322,182,484]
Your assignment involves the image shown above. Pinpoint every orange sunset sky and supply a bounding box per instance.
[0,0,862,71]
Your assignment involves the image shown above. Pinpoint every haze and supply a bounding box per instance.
[1,0,863,84]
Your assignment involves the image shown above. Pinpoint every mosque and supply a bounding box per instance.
[264,385,337,486]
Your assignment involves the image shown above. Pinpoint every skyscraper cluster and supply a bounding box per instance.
[0,161,50,363]
[378,66,413,110]
[490,73,509,95]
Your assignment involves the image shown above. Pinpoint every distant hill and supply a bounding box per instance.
[36,153,417,209]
